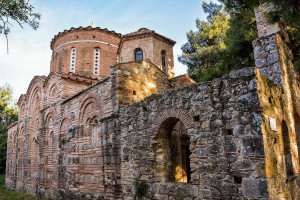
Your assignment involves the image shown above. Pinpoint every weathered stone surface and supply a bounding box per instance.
[242,136,264,155]
[255,59,266,67]
[242,178,268,198]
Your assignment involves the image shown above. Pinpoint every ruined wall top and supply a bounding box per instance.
[254,3,280,38]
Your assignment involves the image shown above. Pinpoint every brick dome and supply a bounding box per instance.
[50,26,121,78]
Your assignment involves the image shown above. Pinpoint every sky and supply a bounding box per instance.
[0,0,211,100]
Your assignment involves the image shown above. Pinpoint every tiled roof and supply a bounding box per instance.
[122,28,176,45]
[60,72,101,85]
[50,26,122,49]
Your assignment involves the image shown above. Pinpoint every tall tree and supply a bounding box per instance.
[0,0,41,53]
[219,0,258,71]
[0,84,18,174]
[178,2,229,82]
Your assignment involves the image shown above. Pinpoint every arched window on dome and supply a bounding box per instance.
[70,47,76,73]
[161,50,166,72]
[135,48,143,61]
[94,48,100,75]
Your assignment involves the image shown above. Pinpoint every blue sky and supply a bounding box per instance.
[0,0,212,100]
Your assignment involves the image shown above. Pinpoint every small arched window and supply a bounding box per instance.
[135,48,143,61]
[161,50,166,71]
[70,48,76,72]
[94,48,100,75]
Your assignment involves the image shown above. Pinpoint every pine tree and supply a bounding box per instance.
[178,2,229,82]
[219,0,258,71]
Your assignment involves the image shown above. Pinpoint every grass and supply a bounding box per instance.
[0,174,49,200]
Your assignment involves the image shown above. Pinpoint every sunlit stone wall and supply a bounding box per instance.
[119,67,270,199]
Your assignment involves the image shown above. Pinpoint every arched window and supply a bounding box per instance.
[161,50,166,71]
[156,118,191,183]
[94,48,100,75]
[282,120,294,177]
[135,48,143,61]
[70,47,76,72]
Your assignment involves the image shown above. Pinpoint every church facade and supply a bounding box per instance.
[5,4,300,199]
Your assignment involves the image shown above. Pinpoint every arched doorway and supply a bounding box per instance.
[155,117,191,183]
[282,120,294,177]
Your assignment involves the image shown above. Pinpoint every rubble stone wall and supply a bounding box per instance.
[252,3,300,199]
[119,67,269,199]
[111,60,169,105]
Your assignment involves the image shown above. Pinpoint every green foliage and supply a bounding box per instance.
[0,84,18,174]
[178,1,229,82]
[0,175,50,200]
[0,0,41,52]
[0,174,5,186]
[134,180,148,199]
[0,189,49,200]
[219,0,258,72]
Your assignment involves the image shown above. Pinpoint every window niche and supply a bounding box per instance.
[70,47,76,72]
[161,50,166,72]
[94,48,100,75]
[155,118,191,183]
[85,118,99,145]
[135,48,143,61]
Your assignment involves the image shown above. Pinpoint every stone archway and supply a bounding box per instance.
[153,108,194,183]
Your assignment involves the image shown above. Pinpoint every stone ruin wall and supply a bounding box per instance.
[119,67,269,199]
[252,3,300,199]
[255,69,300,199]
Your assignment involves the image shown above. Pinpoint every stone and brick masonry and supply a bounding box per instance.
[5,3,300,199]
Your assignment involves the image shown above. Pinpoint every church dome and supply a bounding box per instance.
[50,26,121,78]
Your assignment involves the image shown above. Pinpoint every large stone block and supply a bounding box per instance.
[242,136,264,155]
[242,178,268,198]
